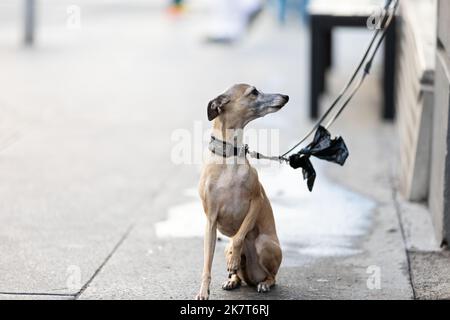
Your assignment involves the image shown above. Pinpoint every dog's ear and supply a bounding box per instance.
[207,94,230,121]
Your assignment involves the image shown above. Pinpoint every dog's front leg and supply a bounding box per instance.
[196,218,217,300]
[227,199,261,275]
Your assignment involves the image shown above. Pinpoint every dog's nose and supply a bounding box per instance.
[283,95,290,102]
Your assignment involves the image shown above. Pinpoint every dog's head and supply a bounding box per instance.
[207,84,289,128]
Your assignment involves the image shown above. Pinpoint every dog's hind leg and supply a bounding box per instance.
[254,234,282,293]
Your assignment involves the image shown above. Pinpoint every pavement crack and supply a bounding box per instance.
[73,171,175,299]
[390,176,417,300]
[74,223,135,299]
[0,132,22,153]
[0,292,75,297]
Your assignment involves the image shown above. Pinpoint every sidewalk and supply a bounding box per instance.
[0,1,448,300]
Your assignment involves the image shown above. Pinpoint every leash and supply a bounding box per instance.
[248,0,399,162]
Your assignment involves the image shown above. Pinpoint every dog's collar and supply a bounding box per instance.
[208,136,248,158]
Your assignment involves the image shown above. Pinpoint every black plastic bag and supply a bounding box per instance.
[289,126,349,191]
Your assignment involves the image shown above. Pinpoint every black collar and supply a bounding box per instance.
[208,136,248,158]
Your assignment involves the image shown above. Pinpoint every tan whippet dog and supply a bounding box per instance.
[196,84,289,300]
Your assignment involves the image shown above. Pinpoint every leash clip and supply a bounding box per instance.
[279,156,289,164]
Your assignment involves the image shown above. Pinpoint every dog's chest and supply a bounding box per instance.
[215,165,250,190]
[209,166,253,235]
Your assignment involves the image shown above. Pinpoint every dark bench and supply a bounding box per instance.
[309,0,397,120]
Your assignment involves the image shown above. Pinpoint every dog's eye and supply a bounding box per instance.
[250,88,259,96]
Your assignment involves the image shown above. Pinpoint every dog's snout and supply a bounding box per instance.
[282,95,289,102]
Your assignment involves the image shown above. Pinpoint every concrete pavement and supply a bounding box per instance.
[0,0,448,300]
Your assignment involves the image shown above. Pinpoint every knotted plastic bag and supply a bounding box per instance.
[289,126,349,191]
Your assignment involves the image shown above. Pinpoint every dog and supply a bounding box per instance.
[196,84,289,300]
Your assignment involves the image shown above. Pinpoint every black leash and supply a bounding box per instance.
[245,0,399,191]
[281,0,398,157]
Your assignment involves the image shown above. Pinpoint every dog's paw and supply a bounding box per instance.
[222,279,241,291]
[195,288,210,300]
[195,293,209,300]
[257,282,271,293]
[195,292,209,300]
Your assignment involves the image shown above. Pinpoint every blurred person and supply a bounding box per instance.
[168,0,185,15]
[206,0,263,43]
[279,0,310,24]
